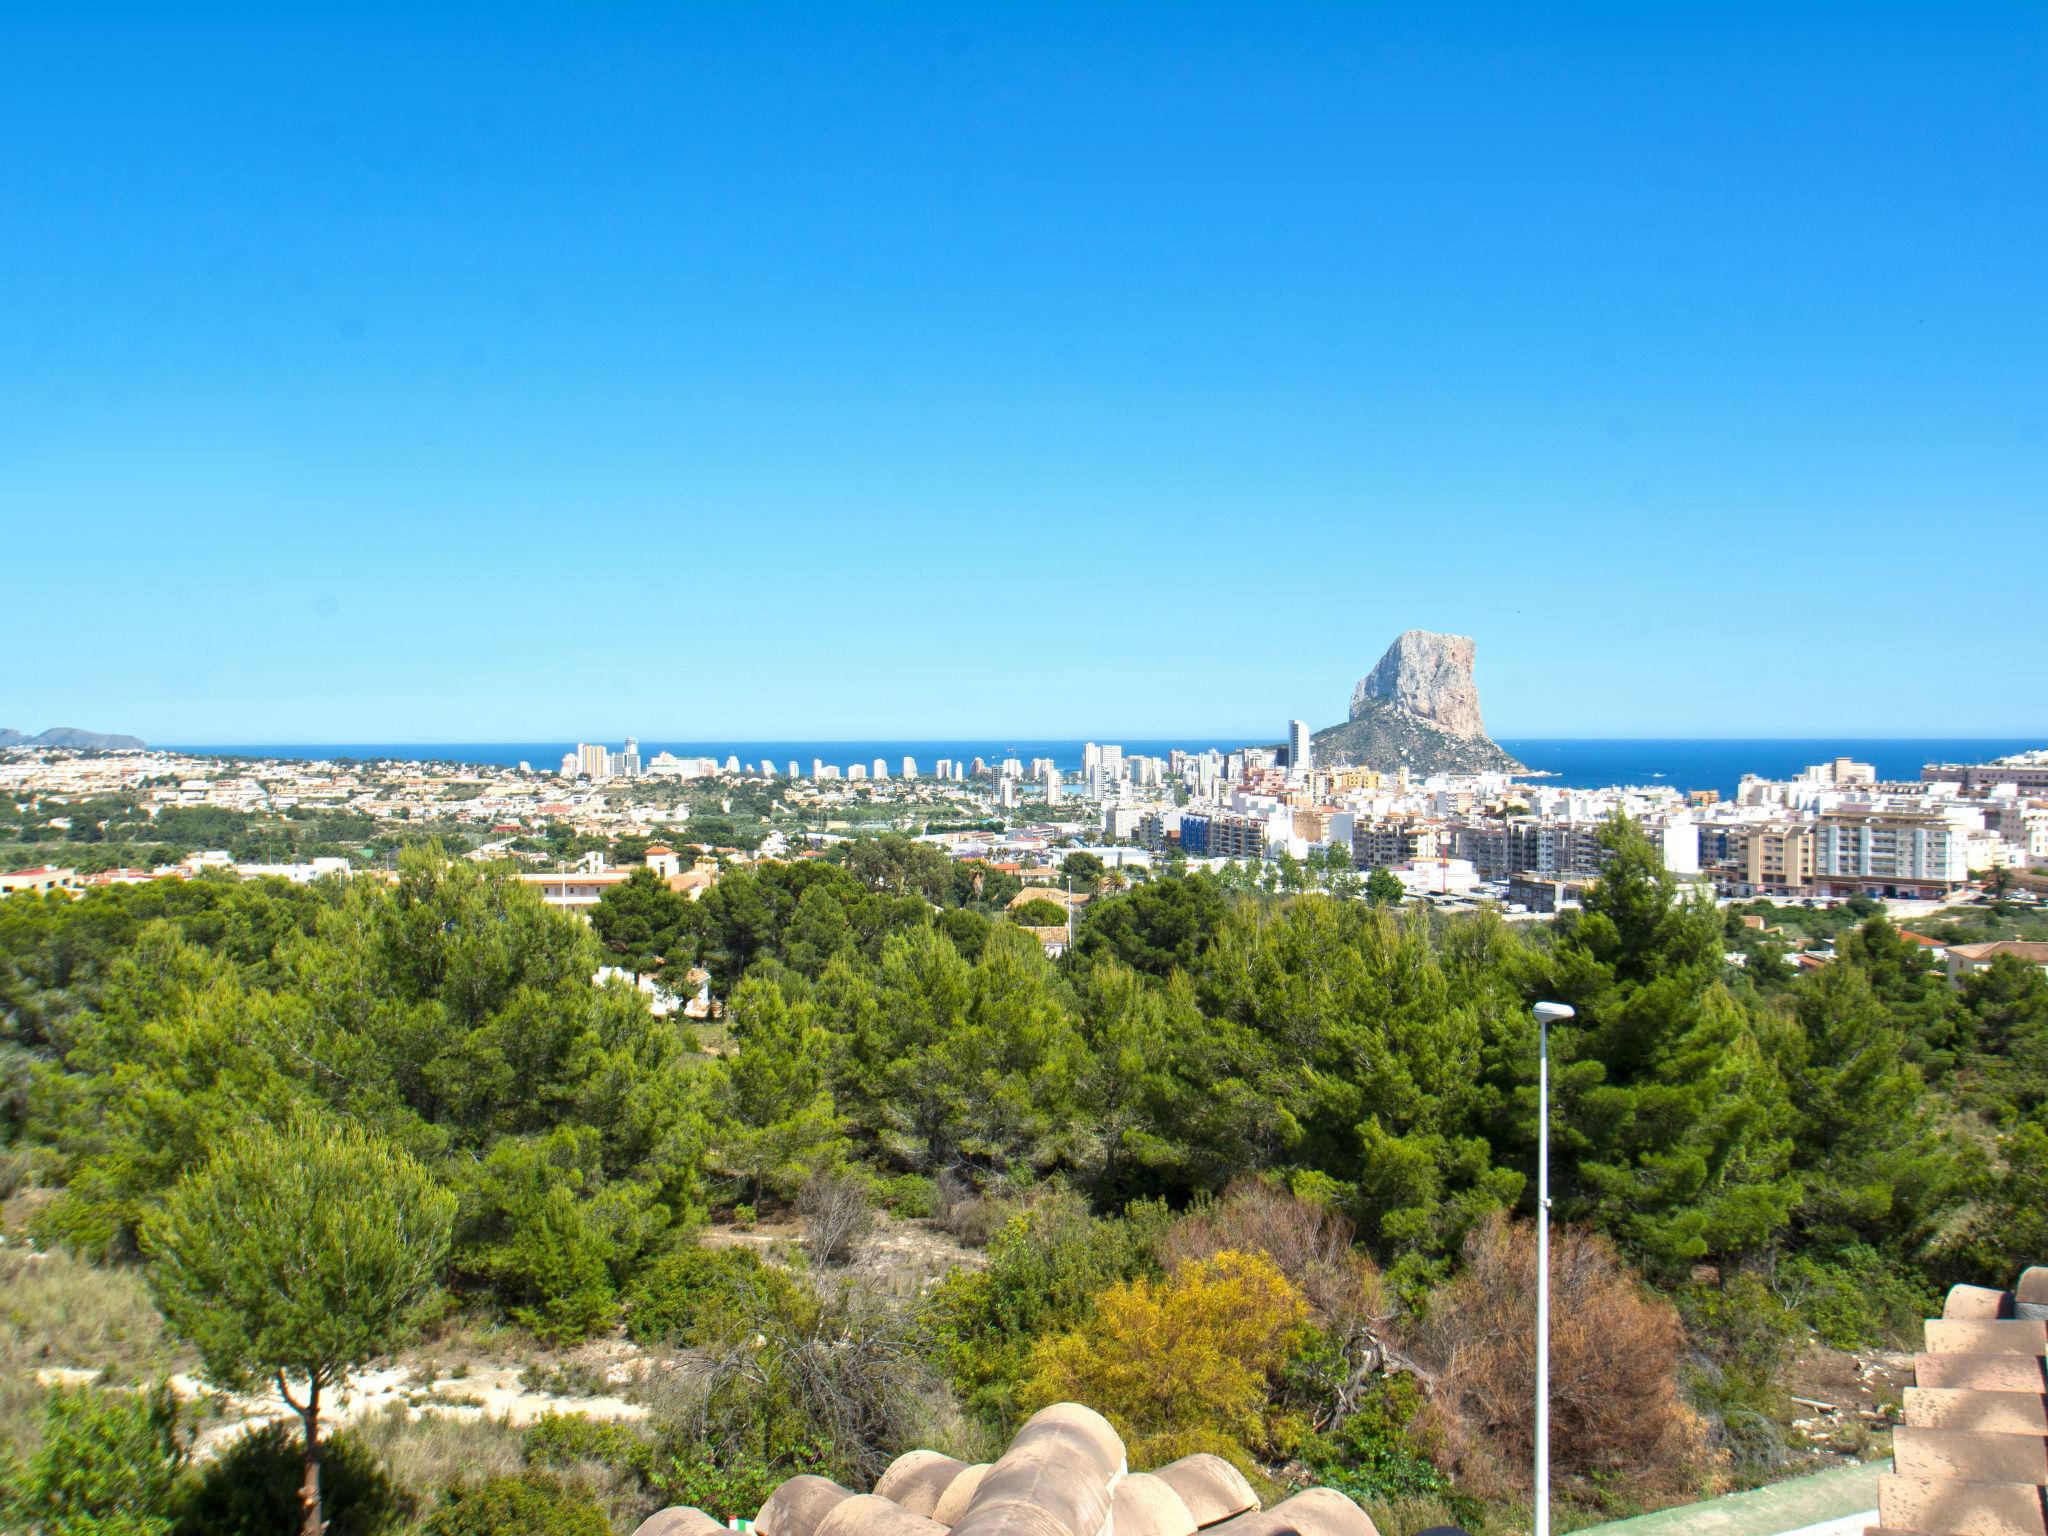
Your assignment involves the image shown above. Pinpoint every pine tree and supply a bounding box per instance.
[145,1115,454,1536]
[709,977,847,1204]
[1550,817,1799,1275]
[1786,960,1954,1251]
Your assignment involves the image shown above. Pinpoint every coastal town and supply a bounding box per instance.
[6,634,2043,943]
[7,727,2044,933]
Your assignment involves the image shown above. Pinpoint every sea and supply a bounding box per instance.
[164,737,2044,803]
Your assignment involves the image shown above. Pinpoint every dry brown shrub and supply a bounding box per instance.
[799,1171,875,1267]
[1401,1211,1705,1498]
[1162,1176,1385,1332]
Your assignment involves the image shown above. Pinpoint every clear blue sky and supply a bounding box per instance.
[4,4,2043,743]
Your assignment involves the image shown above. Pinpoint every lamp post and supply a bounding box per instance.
[1530,1001,1574,1536]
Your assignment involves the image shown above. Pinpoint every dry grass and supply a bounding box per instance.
[0,1244,188,1382]
[348,1402,525,1493]
[0,1242,192,1454]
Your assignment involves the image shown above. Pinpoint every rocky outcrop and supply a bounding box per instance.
[1350,631,1489,740]
[1313,631,1522,775]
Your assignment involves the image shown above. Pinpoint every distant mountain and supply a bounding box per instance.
[1312,631,1523,775]
[2,726,148,751]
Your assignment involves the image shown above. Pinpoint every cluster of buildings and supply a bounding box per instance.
[1100,742,2047,911]
[9,733,2045,927]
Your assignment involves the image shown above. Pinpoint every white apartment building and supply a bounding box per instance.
[1287,720,1311,781]
[1812,809,1969,898]
[1796,756,1877,785]
[1103,805,1145,841]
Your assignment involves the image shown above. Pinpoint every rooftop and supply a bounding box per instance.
[631,1402,1380,1536]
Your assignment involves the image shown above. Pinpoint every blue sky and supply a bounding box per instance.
[4,4,2043,742]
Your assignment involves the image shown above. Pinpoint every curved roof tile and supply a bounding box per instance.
[1151,1455,1259,1528]
[737,1402,1379,1536]
[931,1464,991,1527]
[814,1493,952,1536]
[875,1451,971,1517]
[1203,1489,1380,1536]
[950,1404,1124,1536]
[1108,1473,1197,1536]
[756,1475,857,1536]
[632,1509,727,1536]
[1945,1282,2013,1319]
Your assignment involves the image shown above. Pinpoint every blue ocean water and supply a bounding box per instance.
[168,737,2044,801]
[1499,738,2044,798]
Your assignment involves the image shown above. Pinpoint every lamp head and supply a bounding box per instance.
[1532,1001,1575,1025]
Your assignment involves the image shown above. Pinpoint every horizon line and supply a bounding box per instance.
[146,732,2046,749]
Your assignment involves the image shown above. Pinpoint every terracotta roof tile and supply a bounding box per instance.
[1108,1473,1197,1536]
[1204,1489,1379,1536]
[930,1465,991,1526]
[635,1403,1383,1536]
[815,1494,948,1536]
[632,1509,726,1536]
[755,1474,856,1536]
[874,1452,971,1517]
[1152,1454,1259,1527]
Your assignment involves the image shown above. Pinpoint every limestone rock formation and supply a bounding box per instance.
[1313,630,1522,774]
[1350,631,1488,739]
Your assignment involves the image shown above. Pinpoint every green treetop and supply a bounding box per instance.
[144,1114,455,1536]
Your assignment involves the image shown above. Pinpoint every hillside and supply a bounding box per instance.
[0,726,148,750]
[1314,697,1524,775]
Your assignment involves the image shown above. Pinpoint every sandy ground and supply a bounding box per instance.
[704,1210,985,1300]
[24,1211,983,1458]
[36,1357,651,1454]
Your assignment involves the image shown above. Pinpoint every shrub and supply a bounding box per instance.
[1676,1271,1800,1482]
[1403,1212,1704,1499]
[523,1413,657,1479]
[653,1441,814,1525]
[1164,1176,1385,1333]
[929,1169,1033,1248]
[1778,1246,1941,1349]
[474,1186,619,1344]
[4,1384,183,1536]
[872,1173,935,1219]
[1943,1121,2048,1285]
[1300,1375,1448,1505]
[651,1285,971,1508]
[419,1472,609,1536]
[800,1172,875,1267]
[175,1422,405,1536]
[1021,1250,1311,1466]
[0,1143,33,1201]
[923,1192,1166,1428]
[625,1245,812,1346]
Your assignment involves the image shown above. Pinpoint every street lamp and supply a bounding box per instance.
[1530,1001,1575,1536]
